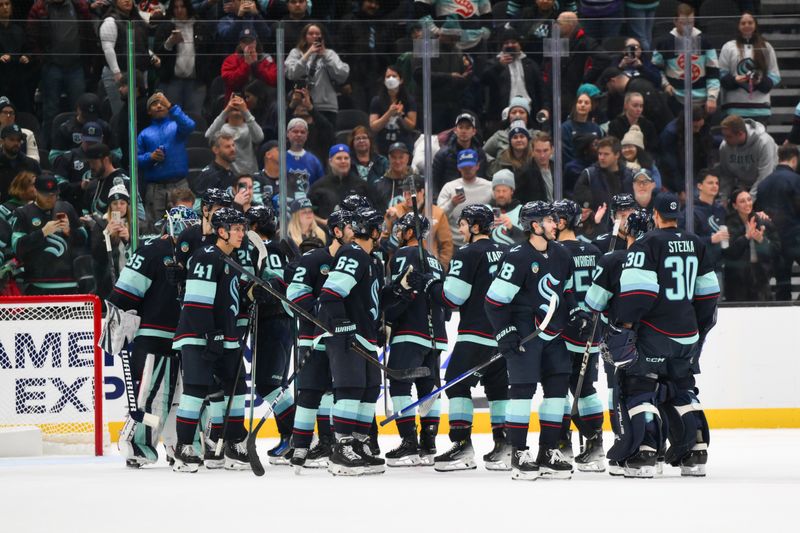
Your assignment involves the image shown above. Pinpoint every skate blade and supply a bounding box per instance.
[387,455,422,467]
[268,457,291,466]
[419,454,435,466]
[576,460,606,473]
[304,459,329,468]
[327,464,367,476]
[361,465,387,475]
[539,468,572,480]
[224,459,252,471]
[484,459,512,471]
[657,462,664,476]
[680,464,706,477]
[511,468,539,481]
[608,466,625,476]
[172,460,200,473]
[433,459,477,472]
[623,465,656,478]
[204,460,225,470]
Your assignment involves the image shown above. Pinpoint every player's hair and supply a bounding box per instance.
[212,131,235,148]
[596,136,621,154]
[676,2,694,17]
[695,168,718,184]
[532,131,552,146]
[168,187,196,208]
[720,115,746,135]
[777,143,799,162]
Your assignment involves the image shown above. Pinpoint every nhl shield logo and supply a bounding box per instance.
[320,264,330,275]
[32,217,41,227]
[531,261,539,273]
[73,160,84,171]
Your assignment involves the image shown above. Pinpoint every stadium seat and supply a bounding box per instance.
[187,147,213,171]
[335,109,369,132]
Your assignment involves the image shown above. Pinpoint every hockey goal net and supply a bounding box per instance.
[0,294,108,456]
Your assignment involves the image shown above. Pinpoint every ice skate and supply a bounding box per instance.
[433,439,476,472]
[328,437,368,476]
[624,446,657,478]
[172,444,202,473]
[267,434,293,465]
[536,447,573,479]
[386,436,422,467]
[483,440,512,471]
[511,448,539,480]
[575,431,606,472]
[679,447,708,477]
[224,440,251,471]
[306,434,333,468]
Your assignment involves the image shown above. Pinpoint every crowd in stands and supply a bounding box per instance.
[0,0,798,302]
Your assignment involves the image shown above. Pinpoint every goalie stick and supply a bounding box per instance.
[381,292,559,426]
[117,347,160,446]
[223,241,431,382]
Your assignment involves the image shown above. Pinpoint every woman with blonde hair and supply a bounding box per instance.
[287,197,326,255]
[87,183,132,299]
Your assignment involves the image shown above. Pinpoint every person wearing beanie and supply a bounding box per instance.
[86,182,132,299]
[480,29,550,134]
[483,97,540,162]
[136,91,196,232]
[621,125,663,190]
[308,143,376,220]
[607,92,659,154]
[488,122,548,204]
[489,169,525,246]
[285,116,324,200]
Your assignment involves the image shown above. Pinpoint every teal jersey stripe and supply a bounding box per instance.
[323,270,357,298]
[667,333,700,345]
[116,268,152,298]
[332,398,360,421]
[294,406,317,431]
[184,279,217,305]
[489,399,507,425]
[577,394,605,417]
[448,397,474,422]
[695,271,721,296]
[355,335,378,352]
[391,334,448,350]
[455,333,497,347]
[31,281,78,289]
[538,397,565,424]
[391,395,415,417]
[135,327,174,340]
[11,231,25,252]
[585,283,612,312]
[173,337,206,350]
[486,278,521,304]
[443,276,472,306]
[356,401,375,424]
[565,341,599,354]
[286,282,312,301]
[620,267,659,294]
[505,398,532,424]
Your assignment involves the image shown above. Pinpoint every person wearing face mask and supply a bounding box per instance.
[369,65,418,156]
[480,29,550,136]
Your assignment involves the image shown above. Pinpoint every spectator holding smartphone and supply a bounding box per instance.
[85,183,131,299]
[12,173,87,295]
[205,92,264,175]
[221,27,277,101]
[285,23,350,127]
[437,149,493,246]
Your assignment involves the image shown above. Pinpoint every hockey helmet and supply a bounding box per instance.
[246,204,277,235]
[552,199,582,230]
[327,209,353,236]
[202,188,233,208]
[625,208,653,239]
[458,204,494,235]
[163,205,199,236]
[518,201,554,232]
[211,207,247,232]
[394,212,430,241]
[340,194,371,213]
[350,207,384,238]
[610,193,636,218]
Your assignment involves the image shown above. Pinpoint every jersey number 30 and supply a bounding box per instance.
[664,256,698,301]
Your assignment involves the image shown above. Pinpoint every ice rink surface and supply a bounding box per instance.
[2,429,797,533]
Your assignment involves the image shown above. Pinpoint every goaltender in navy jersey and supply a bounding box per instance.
[318,242,381,351]
[617,228,720,350]
[173,245,242,352]
[386,245,447,350]
[286,247,334,348]
[109,236,181,353]
[485,239,578,340]
[437,239,506,346]
[559,240,602,353]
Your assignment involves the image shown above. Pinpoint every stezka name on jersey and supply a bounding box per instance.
[668,240,696,253]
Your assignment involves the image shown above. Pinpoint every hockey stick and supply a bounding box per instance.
[221,253,431,382]
[117,348,160,446]
[244,229,267,431]
[381,292,559,426]
[568,220,621,427]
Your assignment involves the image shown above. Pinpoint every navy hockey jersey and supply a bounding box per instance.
[559,239,602,353]
[434,238,506,347]
[585,248,628,328]
[485,240,578,341]
[286,246,335,349]
[109,236,181,353]
[617,228,720,346]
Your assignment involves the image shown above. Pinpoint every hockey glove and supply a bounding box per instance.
[331,318,357,346]
[407,269,437,295]
[164,262,187,286]
[203,330,225,361]
[599,324,638,368]
[568,308,593,342]
[251,282,276,305]
[496,325,525,355]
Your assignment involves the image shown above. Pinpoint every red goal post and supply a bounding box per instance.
[0,294,106,456]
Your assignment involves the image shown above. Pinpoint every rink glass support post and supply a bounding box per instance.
[415,27,438,250]
[127,21,138,249]
[276,24,289,240]
[544,24,569,201]
[682,21,695,234]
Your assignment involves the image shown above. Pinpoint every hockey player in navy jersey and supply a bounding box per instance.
[169,188,232,281]
[605,193,720,478]
[552,199,606,472]
[485,201,591,481]
[380,213,446,467]
[171,208,249,473]
[418,204,511,471]
[244,205,296,465]
[592,193,636,253]
[585,208,652,476]
[318,207,387,476]
[107,206,199,467]
[286,209,354,471]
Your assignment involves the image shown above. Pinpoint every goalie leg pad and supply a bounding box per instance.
[663,384,710,466]
[607,375,661,463]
